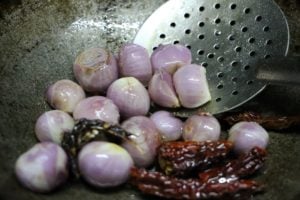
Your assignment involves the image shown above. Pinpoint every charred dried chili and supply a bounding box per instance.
[61,118,133,178]
[198,147,267,183]
[158,141,233,176]
[130,167,264,200]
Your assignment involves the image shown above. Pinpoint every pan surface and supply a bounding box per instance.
[0,0,300,200]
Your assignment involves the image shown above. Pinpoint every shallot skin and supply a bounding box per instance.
[173,64,211,108]
[78,141,134,188]
[183,114,221,142]
[73,96,120,125]
[148,70,180,108]
[45,79,86,113]
[118,43,152,86]
[15,142,68,193]
[151,44,192,74]
[73,48,118,93]
[121,116,161,168]
[150,111,183,141]
[35,110,74,144]
[228,122,269,154]
[107,77,150,119]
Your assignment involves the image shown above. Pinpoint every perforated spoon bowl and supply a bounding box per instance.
[134,0,289,115]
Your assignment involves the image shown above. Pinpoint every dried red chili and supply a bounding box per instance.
[198,147,267,183]
[158,141,233,176]
[130,167,264,200]
[221,111,300,130]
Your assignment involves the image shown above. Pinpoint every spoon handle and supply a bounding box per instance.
[255,56,300,85]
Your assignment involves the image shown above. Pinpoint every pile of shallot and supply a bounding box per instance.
[15,43,269,194]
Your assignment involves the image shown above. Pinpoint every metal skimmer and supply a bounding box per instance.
[134,0,289,115]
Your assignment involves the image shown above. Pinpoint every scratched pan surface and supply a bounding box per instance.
[0,0,300,200]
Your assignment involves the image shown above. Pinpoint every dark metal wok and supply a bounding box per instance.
[0,0,300,200]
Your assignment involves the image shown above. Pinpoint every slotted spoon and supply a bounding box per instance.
[134,0,290,115]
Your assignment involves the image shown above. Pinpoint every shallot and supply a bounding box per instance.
[173,64,211,108]
[15,142,68,193]
[73,48,118,93]
[148,70,180,108]
[118,43,152,85]
[73,96,120,125]
[35,110,74,144]
[183,113,221,142]
[78,141,133,187]
[121,116,161,168]
[45,79,86,113]
[107,77,150,118]
[228,121,269,154]
[150,111,183,141]
[151,44,192,74]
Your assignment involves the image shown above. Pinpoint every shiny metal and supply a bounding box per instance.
[255,56,300,85]
[134,0,289,114]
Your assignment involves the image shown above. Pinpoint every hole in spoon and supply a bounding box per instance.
[214,3,221,9]
[207,53,214,59]
[199,22,205,27]
[230,20,236,26]
[215,18,221,24]
[263,26,270,32]
[232,90,239,95]
[198,34,205,40]
[217,72,224,78]
[170,22,176,27]
[241,27,248,32]
[255,15,262,22]
[184,13,190,18]
[230,4,237,9]
[216,97,222,102]
[217,84,224,89]
[232,77,238,82]
[185,29,191,34]
[214,44,220,50]
[244,8,251,14]
[266,39,272,45]
[244,65,250,70]
[217,56,225,62]
[247,80,254,85]
[159,34,166,39]
[198,50,205,55]
[201,62,208,67]
[235,46,242,52]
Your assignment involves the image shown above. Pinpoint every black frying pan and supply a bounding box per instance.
[0,0,300,200]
